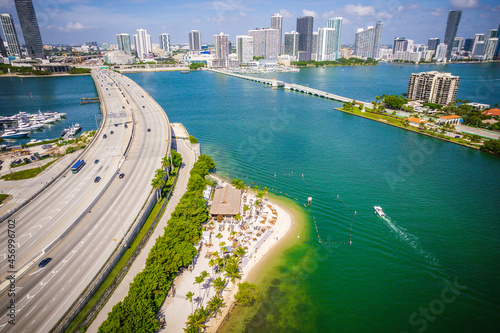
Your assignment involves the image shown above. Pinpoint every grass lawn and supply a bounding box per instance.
[1,160,57,181]
[0,194,9,205]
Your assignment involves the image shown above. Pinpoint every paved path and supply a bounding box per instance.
[88,137,197,333]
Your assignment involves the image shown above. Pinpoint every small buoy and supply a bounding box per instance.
[307,197,312,205]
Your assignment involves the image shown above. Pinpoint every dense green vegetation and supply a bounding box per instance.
[189,135,199,144]
[0,64,52,75]
[382,94,407,110]
[442,101,500,130]
[189,62,205,70]
[292,57,378,67]
[0,194,9,204]
[68,67,91,74]
[1,160,56,181]
[231,178,246,190]
[234,282,260,305]
[98,155,215,333]
[481,139,500,155]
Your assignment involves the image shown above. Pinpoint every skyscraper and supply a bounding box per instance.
[14,0,45,59]
[284,31,300,57]
[134,29,152,60]
[159,33,171,54]
[236,35,253,64]
[189,30,202,52]
[393,37,408,54]
[296,16,314,61]
[443,10,462,59]
[471,33,485,55]
[463,38,474,52]
[317,27,336,61]
[0,35,7,57]
[311,31,318,60]
[453,37,464,51]
[116,33,132,54]
[407,71,460,105]
[486,29,497,39]
[0,14,22,57]
[326,17,343,60]
[484,38,498,60]
[271,13,283,54]
[248,28,280,59]
[214,32,229,67]
[427,38,440,51]
[353,21,383,59]
[494,22,500,60]
[435,43,448,62]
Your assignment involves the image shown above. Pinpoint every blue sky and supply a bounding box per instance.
[0,0,499,45]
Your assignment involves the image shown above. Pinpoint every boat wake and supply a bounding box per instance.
[381,215,439,266]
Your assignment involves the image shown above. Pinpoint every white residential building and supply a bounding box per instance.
[317,27,336,61]
[236,35,253,64]
[159,33,171,55]
[134,29,152,60]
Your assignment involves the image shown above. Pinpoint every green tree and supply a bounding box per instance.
[171,150,183,167]
[224,263,241,283]
[383,94,407,110]
[185,306,208,332]
[186,291,195,314]
[207,295,225,317]
[162,156,171,169]
[151,175,165,200]
[231,178,246,190]
[211,277,227,296]
[234,282,260,305]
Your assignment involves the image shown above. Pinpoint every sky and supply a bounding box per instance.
[0,0,499,46]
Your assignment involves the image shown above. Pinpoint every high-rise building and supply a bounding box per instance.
[473,41,485,59]
[0,35,7,57]
[159,33,171,54]
[443,10,462,59]
[271,13,283,54]
[284,31,299,57]
[1,14,22,57]
[248,28,280,59]
[393,37,408,54]
[427,38,440,51]
[486,29,498,40]
[484,38,498,60]
[14,0,45,59]
[189,30,202,52]
[296,16,314,61]
[353,21,383,59]
[311,31,319,61]
[116,33,132,54]
[213,32,229,67]
[134,29,152,60]
[407,71,460,105]
[494,22,500,60]
[453,37,464,51]
[471,34,485,55]
[317,27,336,61]
[463,38,474,52]
[435,43,448,62]
[236,35,253,64]
[326,17,343,60]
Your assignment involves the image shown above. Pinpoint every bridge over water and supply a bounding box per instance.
[208,69,373,109]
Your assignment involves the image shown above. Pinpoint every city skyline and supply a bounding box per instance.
[0,0,498,45]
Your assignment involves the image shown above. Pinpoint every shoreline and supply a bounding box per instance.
[117,67,190,74]
[0,72,90,78]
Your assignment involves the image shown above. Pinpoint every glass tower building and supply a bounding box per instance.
[14,0,45,59]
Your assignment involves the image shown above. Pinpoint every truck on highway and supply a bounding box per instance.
[71,159,85,173]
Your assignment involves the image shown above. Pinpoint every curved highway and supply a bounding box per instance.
[0,69,170,332]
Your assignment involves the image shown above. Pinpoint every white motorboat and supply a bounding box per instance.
[374,206,386,218]
[1,130,29,139]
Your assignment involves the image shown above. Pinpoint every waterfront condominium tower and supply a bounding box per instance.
[0,14,22,57]
[443,10,462,59]
[159,33,171,54]
[0,35,7,57]
[317,27,336,61]
[236,35,253,64]
[326,17,343,60]
[284,31,299,57]
[189,30,202,52]
[248,28,280,59]
[116,33,132,54]
[213,32,229,68]
[495,22,500,60]
[271,13,283,54]
[296,16,314,61]
[14,0,45,59]
[407,71,460,105]
[392,37,408,54]
[134,29,152,60]
[353,21,383,59]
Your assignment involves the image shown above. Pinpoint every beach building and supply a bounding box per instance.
[408,117,428,127]
[436,115,462,125]
[407,71,460,105]
[482,108,500,117]
[209,185,242,217]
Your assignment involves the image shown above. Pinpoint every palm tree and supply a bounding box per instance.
[209,258,216,276]
[211,277,226,296]
[207,295,225,317]
[151,175,164,201]
[161,156,171,169]
[234,214,242,222]
[224,263,241,283]
[185,307,208,332]
[234,246,246,261]
[216,233,222,245]
[194,273,206,303]
[155,168,166,179]
[185,291,195,314]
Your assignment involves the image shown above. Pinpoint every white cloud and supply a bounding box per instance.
[322,10,336,19]
[279,9,294,19]
[344,4,376,16]
[397,6,404,12]
[302,9,318,17]
[0,0,13,8]
[378,11,394,20]
[449,0,479,9]
[430,8,446,16]
[47,21,96,32]
[408,3,420,10]
[239,11,246,17]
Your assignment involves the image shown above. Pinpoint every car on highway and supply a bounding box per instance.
[124,124,128,128]
[122,106,125,109]
[38,258,52,268]
[455,135,460,138]
[119,173,125,179]
[147,128,151,132]
[103,134,107,139]
[142,105,145,108]
[115,123,118,127]
[110,131,114,134]
[94,176,101,183]
[94,159,99,164]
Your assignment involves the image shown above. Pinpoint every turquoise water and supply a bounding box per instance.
[0,75,99,145]
[2,64,499,332]
[127,64,500,332]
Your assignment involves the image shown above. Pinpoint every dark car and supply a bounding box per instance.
[142,105,145,108]
[110,131,114,134]
[94,176,101,183]
[38,258,52,268]
[147,128,151,132]
[94,159,99,164]
[119,173,125,179]
[455,135,460,138]
[124,124,128,128]
[115,123,118,127]
[122,106,125,109]
[103,134,107,139]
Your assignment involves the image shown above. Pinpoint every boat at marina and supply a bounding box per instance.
[374,206,386,218]
[61,123,82,138]
[1,130,29,139]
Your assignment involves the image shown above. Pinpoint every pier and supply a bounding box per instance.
[208,69,373,109]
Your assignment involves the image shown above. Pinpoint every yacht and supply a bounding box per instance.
[1,130,29,139]
[374,206,386,218]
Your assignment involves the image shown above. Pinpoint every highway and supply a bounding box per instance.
[0,69,170,332]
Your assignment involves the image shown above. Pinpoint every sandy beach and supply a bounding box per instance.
[159,175,297,332]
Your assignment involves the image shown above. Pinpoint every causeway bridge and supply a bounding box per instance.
[208,69,373,109]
